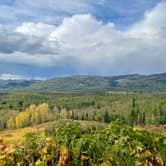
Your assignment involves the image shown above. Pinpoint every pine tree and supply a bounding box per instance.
[130,98,138,126]
[103,111,110,123]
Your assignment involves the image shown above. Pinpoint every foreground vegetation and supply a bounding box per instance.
[0,120,166,166]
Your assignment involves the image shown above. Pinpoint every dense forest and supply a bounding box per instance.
[0,92,166,130]
[0,91,166,165]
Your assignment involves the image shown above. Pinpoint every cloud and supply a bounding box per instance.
[0,73,27,80]
[0,52,58,66]
[16,22,56,37]
[0,0,92,25]
[129,1,166,35]
[0,24,59,55]
[0,73,46,80]
[0,1,165,75]
[0,0,161,26]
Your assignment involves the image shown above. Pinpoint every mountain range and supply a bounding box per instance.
[0,73,166,92]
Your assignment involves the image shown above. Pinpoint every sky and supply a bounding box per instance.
[0,0,165,80]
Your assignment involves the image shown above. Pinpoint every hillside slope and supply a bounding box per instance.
[0,73,166,92]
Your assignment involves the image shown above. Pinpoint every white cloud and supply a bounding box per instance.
[0,73,27,80]
[0,52,59,66]
[0,73,46,80]
[16,22,56,37]
[128,1,166,36]
[0,1,166,75]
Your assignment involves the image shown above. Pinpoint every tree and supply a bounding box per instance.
[7,117,15,129]
[130,98,138,126]
[53,106,60,120]
[18,100,24,112]
[103,111,110,123]
[15,111,30,128]
[36,103,50,123]
[60,108,68,119]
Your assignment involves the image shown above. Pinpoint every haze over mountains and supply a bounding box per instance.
[0,73,165,92]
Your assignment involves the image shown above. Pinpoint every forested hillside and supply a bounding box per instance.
[0,73,166,92]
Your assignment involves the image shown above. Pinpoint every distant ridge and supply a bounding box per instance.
[0,73,166,92]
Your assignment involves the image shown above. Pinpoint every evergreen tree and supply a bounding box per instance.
[103,111,110,123]
[130,98,137,126]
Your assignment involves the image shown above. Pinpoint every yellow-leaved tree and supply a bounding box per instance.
[36,103,50,123]
[15,111,30,128]
[7,117,15,129]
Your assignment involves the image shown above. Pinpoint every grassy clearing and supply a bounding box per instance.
[0,126,44,145]
[0,119,106,145]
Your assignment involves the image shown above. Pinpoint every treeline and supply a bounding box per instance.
[7,103,56,128]
[0,92,166,130]
[6,102,98,129]
[6,97,166,129]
